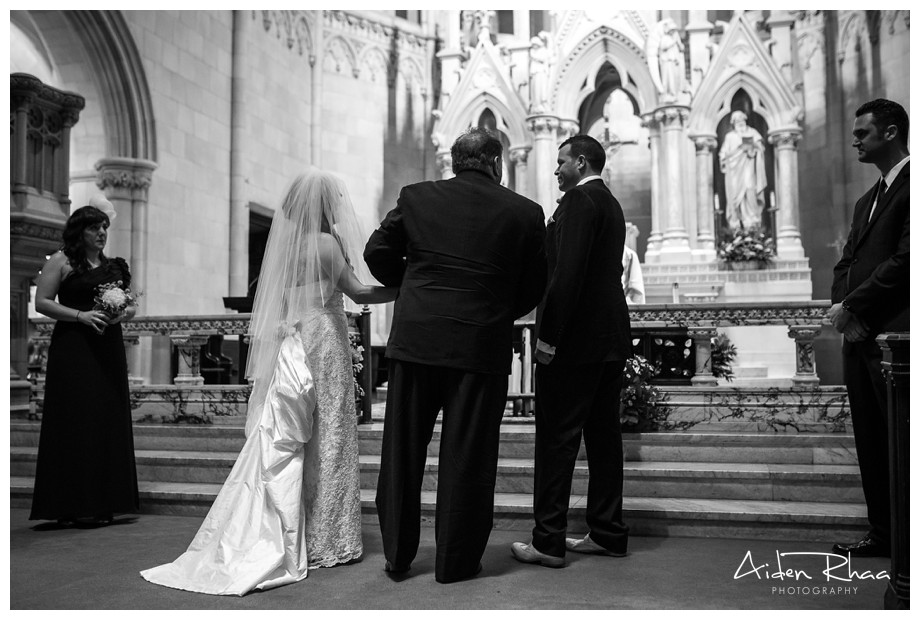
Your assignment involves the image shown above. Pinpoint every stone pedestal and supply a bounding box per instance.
[171,335,209,386]
[787,325,822,385]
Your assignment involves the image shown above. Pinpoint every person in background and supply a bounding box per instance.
[829,98,909,559]
[30,198,139,528]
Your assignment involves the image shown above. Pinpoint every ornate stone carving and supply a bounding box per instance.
[509,147,530,165]
[95,167,154,191]
[788,325,822,385]
[9,221,64,243]
[693,136,718,153]
[768,131,802,149]
[527,115,561,137]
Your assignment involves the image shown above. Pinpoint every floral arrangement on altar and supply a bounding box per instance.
[711,332,737,381]
[619,355,672,432]
[717,231,776,268]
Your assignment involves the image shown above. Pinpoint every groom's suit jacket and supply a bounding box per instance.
[831,161,910,348]
[536,178,632,365]
[364,169,547,374]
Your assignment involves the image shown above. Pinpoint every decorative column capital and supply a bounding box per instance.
[787,324,822,341]
[509,146,531,165]
[557,118,580,140]
[654,105,690,129]
[688,326,719,340]
[691,135,718,153]
[768,130,802,149]
[526,114,561,137]
[95,157,159,194]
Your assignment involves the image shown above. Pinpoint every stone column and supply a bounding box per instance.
[95,157,158,295]
[691,134,718,259]
[509,146,531,199]
[310,11,324,165]
[527,114,562,220]
[436,151,453,180]
[123,335,144,386]
[768,129,806,259]
[230,11,253,298]
[642,114,663,261]
[657,106,692,262]
[689,327,719,386]
[787,325,821,385]
[171,335,209,386]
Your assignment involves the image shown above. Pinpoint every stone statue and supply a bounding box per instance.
[647,18,686,101]
[719,111,768,233]
[528,31,555,114]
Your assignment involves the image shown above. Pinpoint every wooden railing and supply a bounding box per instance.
[29,301,835,423]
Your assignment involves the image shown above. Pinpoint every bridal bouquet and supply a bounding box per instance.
[94,280,138,323]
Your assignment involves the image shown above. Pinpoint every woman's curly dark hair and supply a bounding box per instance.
[62,206,110,276]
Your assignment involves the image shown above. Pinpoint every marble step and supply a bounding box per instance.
[9,447,862,503]
[9,477,867,543]
[9,421,858,465]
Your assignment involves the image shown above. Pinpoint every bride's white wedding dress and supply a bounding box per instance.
[140,289,363,596]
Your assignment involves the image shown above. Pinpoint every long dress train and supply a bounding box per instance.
[140,289,362,595]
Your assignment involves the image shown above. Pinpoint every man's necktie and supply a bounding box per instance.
[868,178,886,223]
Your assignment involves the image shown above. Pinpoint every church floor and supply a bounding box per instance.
[9,507,889,611]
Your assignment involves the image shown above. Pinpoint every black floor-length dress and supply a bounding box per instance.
[30,258,139,520]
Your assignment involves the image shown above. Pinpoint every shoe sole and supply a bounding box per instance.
[511,548,565,568]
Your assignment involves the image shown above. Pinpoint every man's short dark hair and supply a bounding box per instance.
[559,135,606,173]
[451,127,503,174]
[856,99,909,146]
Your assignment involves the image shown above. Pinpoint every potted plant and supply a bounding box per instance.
[717,231,776,270]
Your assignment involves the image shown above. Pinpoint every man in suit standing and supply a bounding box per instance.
[512,135,631,568]
[829,99,909,558]
[364,128,547,583]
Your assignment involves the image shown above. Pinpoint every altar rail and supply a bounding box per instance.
[28,301,834,421]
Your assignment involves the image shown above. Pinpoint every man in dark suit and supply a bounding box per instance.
[512,135,631,568]
[364,128,547,583]
[829,99,909,558]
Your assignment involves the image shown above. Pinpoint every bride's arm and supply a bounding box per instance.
[336,266,399,304]
[319,234,398,304]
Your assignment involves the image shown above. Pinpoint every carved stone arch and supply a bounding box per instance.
[323,35,359,77]
[553,27,657,119]
[397,56,424,93]
[358,46,391,84]
[30,10,158,162]
[837,11,869,64]
[437,91,530,151]
[292,13,314,60]
[694,74,794,133]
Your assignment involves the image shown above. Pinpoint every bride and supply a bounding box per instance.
[141,169,397,595]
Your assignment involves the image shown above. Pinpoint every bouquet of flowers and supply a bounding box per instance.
[717,231,776,265]
[619,354,671,431]
[93,280,137,326]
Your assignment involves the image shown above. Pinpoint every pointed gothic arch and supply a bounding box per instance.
[552,26,657,121]
[25,10,158,162]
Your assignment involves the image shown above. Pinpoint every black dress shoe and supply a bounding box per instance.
[435,563,483,584]
[831,535,890,558]
[384,560,410,574]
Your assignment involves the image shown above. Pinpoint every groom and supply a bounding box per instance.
[364,127,547,583]
[513,134,631,567]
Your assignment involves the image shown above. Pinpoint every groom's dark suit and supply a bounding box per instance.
[831,161,909,547]
[532,178,631,557]
[364,169,546,582]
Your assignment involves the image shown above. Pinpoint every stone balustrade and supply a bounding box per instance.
[28,301,835,424]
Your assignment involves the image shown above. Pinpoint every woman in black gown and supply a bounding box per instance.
[30,204,139,527]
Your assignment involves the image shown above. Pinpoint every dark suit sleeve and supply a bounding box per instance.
[538,190,596,348]
[831,216,857,304]
[512,208,547,319]
[846,211,909,317]
[363,190,408,287]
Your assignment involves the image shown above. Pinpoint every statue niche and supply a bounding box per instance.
[715,105,774,239]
